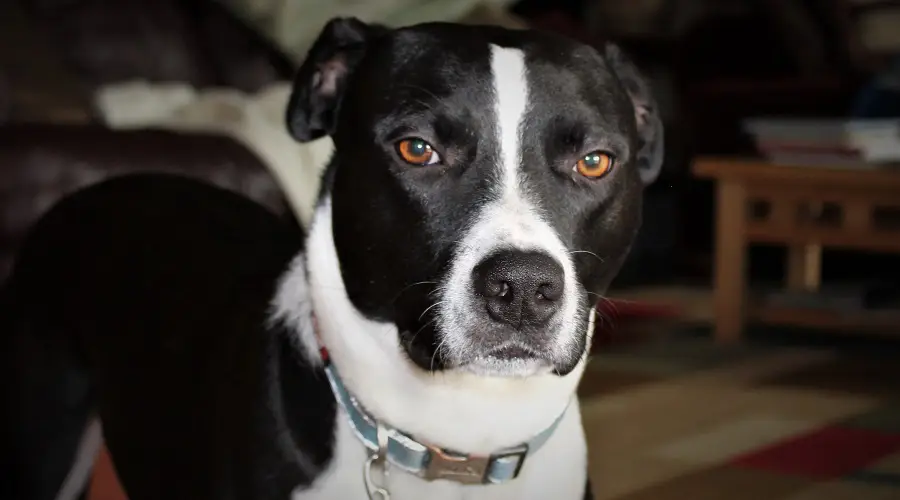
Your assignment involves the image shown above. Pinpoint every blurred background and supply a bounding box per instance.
[2,0,900,499]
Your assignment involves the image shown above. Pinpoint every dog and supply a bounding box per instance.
[0,17,663,500]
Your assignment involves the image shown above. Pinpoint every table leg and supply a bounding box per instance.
[713,181,747,343]
[786,244,822,291]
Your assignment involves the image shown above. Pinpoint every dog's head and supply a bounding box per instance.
[288,18,663,380]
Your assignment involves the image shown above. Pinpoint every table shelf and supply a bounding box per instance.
[745,226,900,253]
[692,157,900,343]
[750,304,900,337]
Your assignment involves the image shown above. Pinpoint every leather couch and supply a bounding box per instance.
[0,124,294,279]
[0,0,300,281]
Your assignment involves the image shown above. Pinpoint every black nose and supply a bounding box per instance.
[472,250,565,330]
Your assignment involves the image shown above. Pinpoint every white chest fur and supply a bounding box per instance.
[292,398,587,500]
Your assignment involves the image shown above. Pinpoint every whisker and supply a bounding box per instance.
[430,338,448,372]
[406,318,438,350]
[594,308,617,333]
[569,250,605,264]
[391,281,438,305]
[418,301,444,321]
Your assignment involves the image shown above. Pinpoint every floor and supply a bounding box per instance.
[578,327,900,500]
[88,323,900,500]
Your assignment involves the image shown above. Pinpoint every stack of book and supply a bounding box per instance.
[742,118,900,167]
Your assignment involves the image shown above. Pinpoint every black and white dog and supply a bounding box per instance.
[1,17,663,500]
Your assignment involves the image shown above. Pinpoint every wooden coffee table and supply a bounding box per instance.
[693,157,900,343]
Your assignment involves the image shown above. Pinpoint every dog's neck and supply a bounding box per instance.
[272,197,587,455]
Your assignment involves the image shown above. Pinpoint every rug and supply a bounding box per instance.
[88,326,900,500]
[578,332,900,499]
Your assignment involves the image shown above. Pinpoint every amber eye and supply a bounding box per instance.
[396,138,442,166]
[574,151,614,178]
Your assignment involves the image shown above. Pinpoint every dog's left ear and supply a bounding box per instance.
[604,44,664,186]
[286,17,388,142]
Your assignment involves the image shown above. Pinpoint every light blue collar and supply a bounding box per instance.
[322,359,567,485]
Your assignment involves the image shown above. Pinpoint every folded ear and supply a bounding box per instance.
[286,17,388,142]
[604,44,664,186]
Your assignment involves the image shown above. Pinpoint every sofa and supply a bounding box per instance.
[0,0,305,281]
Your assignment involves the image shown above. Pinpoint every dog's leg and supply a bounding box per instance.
[0,277,96,500]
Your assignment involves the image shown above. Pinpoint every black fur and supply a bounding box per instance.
[1,174,333,499]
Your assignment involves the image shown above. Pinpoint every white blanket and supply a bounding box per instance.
[94,81,332,229]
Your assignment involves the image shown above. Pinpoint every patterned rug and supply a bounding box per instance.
[578,330,900,499]
[88,326,900,500]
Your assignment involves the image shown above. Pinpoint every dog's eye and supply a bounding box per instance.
[574,151,614,179]
[396,138,442,166]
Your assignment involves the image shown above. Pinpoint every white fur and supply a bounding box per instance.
[270,252,319,364]
[55,417,103,500]
[294,395,587,500]
[438,45,585,371]
[282,200,587,499]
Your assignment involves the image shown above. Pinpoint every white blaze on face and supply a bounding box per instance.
[491,45,529,198]
[437,45,583,364]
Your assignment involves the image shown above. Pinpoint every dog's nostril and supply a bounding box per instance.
[484,280,511,298]
[537,283,562,302]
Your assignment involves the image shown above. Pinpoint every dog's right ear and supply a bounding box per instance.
[604,44,664,186]
[286,17,387,142]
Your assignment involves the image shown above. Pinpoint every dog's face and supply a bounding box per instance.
[288,19,663,379]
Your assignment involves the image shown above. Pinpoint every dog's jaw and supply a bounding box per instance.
[289,198,585,454]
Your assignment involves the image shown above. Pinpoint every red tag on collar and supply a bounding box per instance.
[311,315,330,364]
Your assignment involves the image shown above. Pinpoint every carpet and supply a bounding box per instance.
[89,327,900,500]
[578,333,900,499]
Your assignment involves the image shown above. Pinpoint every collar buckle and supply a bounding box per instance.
[422,446,492,484]
[421,444,528,484]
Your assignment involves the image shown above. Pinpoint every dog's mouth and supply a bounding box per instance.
[487,343,540,360]
[457,341,553,378]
